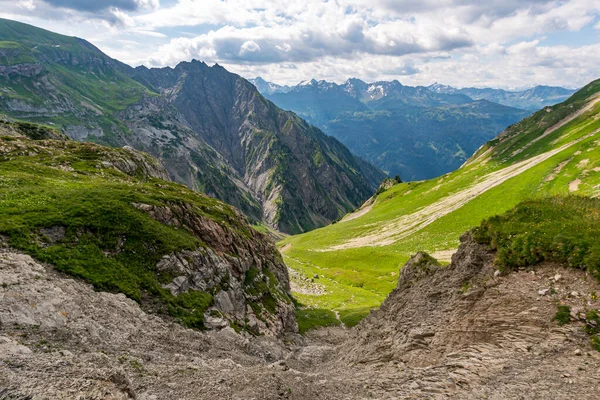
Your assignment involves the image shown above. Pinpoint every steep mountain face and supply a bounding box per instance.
[128,62,385,233]
[268,79,369,127]
[0,125,297,335]
[259,77,528,180]
[0,18,384,234]
[280,78,600,328]
[429,83,576,110]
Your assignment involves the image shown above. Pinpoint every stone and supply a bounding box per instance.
[575,349,582,356]
[494,270,501,277]
[0,335,32,355]
[554,274,562,282]
[538,288,550,296]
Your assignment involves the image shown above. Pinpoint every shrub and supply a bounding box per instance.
[553,305,571,325]
[473,196,600,280]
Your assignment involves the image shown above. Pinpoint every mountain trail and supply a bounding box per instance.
[340,199,374,223]
[327,128,600,250]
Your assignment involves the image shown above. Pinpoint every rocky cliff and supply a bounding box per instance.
[340,232,600,397]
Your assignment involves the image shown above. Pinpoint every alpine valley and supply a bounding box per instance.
[2,13,600,400]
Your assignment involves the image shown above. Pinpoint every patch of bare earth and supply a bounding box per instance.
[569,179,582,192]
[545,158,571,181]
[340,198,374,223]
[429,249,457,263]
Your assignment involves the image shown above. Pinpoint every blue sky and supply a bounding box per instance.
[1,0,599,89]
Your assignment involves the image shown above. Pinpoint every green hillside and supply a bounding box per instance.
[0,19,150,143]
[281,78,600,329]
[0,122,294,333]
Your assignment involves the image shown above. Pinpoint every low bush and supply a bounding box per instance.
[473,196,600,281]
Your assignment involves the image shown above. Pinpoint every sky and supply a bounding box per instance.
[1,0,600,89]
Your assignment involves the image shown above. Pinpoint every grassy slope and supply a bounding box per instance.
[281,79,600,328]
[0,129,263,330]
[0,18,152,143]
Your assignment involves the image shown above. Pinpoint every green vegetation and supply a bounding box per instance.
[296,307,339,333]
[0,18,151,145]
[474,196,600,279]
[553,305,599,351]
[243,266,292,331]
[585,310,600,351]
[280,78,600,331]
[0,118,66,140]
[553,305,572,326]
[0,135,256,329]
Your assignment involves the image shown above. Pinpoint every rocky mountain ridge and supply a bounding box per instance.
[429,83,577,110]
[255,76,575,111]
[0,18,384,234]
[257,76,530,180]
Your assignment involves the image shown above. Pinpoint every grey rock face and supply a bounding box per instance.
[134,202,297,336]
[0,63,43,78]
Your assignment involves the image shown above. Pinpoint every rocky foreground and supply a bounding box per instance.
[1,234,599,399]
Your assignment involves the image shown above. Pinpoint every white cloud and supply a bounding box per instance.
[18,0,35,10]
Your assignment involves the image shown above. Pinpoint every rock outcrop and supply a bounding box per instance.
[0,133,297,337]
[133,201,297,335]
[340,232,600,398]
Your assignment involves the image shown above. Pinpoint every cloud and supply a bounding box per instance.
[42,0,158,12]
[147,17,473,66]
[1,0,599,89]
[18,0,35,10]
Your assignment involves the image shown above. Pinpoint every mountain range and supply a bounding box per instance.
[0,18,384,234]
[428,82,577,110]
[1,17,600,400]
[251,77,575,180]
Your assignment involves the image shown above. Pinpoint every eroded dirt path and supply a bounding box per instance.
[339,200,374,223]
